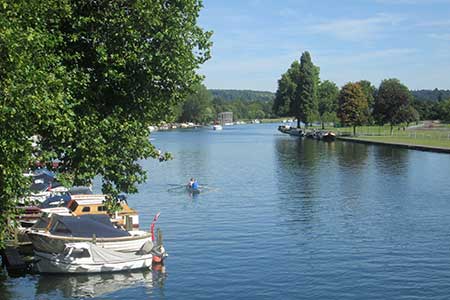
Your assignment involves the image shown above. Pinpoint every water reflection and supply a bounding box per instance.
[372,145,409,176]
[274,137,322,227]
[36,269,164,299]
[335,141,369,170]
[0,269,12,300]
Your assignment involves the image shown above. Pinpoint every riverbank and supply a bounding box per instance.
[337,136,450,154]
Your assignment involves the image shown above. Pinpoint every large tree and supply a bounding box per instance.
[318,80,339,129]
[293,51,319,128]
[338,82,368,136]
[0,0,211,247]
[357,80,376,124]
[374,79,414,134]
[273,61,300,117]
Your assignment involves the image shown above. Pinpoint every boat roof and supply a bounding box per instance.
[70,194,106,205]
[48,214,130,238]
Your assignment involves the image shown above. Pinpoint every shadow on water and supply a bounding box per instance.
[0,269,12,300]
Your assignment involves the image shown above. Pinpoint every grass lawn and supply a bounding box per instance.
[350,136,450,149]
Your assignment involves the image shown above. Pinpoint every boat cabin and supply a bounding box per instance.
[66,194,140,229]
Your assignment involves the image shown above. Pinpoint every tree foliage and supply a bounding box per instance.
[374,79,415,132]
[273,61,300,117]
[357,80,376,124]
[210,89,274,102]
[318,80,339,128]
[180,84,215,124]
[0,0,211,247]
[294,51,319,128]
[338,82,368,135]
[438,99,450,122]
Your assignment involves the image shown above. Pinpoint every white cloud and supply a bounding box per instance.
[308,14,404,41]
[429,33,450,41]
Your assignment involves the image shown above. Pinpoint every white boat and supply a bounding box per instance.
[34,242,158,273]
[212,124,223,130]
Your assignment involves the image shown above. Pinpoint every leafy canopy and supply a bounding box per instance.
[0,0,211,247]
[338,82,368,134]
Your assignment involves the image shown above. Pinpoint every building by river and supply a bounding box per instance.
[217,112,233,125]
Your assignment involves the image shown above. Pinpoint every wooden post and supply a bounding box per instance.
[157,228,163,246]
[125,216,132,231]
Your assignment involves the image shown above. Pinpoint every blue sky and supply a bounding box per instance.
[198,0,450,91]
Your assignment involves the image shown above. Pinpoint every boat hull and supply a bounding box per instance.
[321,133,336,141]
[34,251,153,274]
[28,231,152,254]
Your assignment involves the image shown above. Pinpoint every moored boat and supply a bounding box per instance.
[321,131,336,142]
[212,124,223,130]
[34,241,163,274]
[27,214,152,254]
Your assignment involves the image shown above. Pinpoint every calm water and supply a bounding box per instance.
[2,123,450,299]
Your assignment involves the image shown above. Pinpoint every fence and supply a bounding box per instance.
[335,128,450,141]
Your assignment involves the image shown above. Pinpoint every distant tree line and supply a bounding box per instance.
[209,89,274,102]
[174,85,276,123]
[177,67,450,126]
[273,51,450,134]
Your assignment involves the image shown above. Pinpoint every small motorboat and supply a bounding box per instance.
[34,241,166,274]
[212,124,223,130]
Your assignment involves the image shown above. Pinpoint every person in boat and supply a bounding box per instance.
[187,178,199,191]
[192,179,199,191]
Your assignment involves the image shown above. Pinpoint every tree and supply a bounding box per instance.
[396,105,420,127]
[374,79,414,134]
[0,0,211,248]
[293,51,319,128]
[438,99,450,122]
[357,80,376,124]
[273,61,300,117]
[318,80,339,129]
[180,84,215,124]
[338,83,368,136]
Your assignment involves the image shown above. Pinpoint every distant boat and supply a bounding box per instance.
[212,124,223,130]
[34,241,163,274]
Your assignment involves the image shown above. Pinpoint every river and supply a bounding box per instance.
[2,123,450,299]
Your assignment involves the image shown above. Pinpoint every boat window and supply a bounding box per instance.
[69,201,78,212]
[70,248,90,258]
[53,223,71,234]
[98,206,107,212]
[82,207,90,212]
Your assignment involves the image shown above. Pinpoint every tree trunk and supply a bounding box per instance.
[321,121,325,130]
[390,124,393,135]
[353,125,356,136]
[297,118,300,128]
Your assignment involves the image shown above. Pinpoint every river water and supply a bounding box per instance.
[2,123,450,299]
